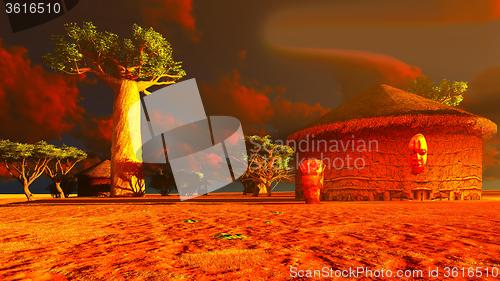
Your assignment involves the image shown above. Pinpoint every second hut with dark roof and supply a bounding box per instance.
[77,160,111,197]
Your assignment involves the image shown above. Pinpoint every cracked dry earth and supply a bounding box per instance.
[0,201,499,280]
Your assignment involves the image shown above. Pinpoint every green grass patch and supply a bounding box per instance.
[214,232,247,240]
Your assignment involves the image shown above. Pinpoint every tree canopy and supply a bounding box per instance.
[407,76,468,107]
[242,135,295,196]
[0,140,87,200]
[44,22,186,93]
[45,145,87,162]
[0,140,56,200]
[0,140,55,177]
[44,145,87,180]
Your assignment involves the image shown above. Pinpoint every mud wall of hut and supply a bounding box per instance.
[295,128,483,201]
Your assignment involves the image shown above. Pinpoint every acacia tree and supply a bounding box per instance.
[242,135,294,196]
[0,140,54,201]
[44,22,186,196]
[45,145,87,198]
[407,76,468,106]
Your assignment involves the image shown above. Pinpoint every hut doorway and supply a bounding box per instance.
[412,188,431,201]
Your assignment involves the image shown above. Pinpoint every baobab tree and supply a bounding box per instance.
[44,22,186,195]
[45,145,87,198]
[242,135,295,196]
[0,140,54,201]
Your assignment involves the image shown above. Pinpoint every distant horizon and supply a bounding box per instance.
[0,178,498,195]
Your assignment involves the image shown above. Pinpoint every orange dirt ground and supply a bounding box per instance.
[0,192,499,281]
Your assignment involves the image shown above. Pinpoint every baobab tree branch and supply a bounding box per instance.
[153,73,183,83]
[90,70,121,87]
[61,67,92,75]
[126,65,141,72]
[154,81,177,85]
[71,63,92,74]
[136,81,155,93]
[95,63,106,74]
[117,64,127,73]
[136,80,176,94]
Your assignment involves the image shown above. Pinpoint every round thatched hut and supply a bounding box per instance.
[289,85,497,201]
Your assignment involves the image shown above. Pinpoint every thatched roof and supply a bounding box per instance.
[77,160,111,178]
[289,84,497,140]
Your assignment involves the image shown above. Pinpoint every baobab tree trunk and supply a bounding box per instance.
[54,181,65,198]
[253,182,271,197]
[23,181,33,201]
[111,80,145,196]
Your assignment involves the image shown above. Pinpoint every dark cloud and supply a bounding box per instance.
[274,47,422,97]
[266,0,500,26]
[271,95,328,136]
[263,0,500,85]
[462,67,500,180]
[140,0,199,41]
[484,138,500,180]
[464,67,500,118]
[201,70,274,133]
[201,70,328,137]
[0,40,82,143]
[0,166,10,178]
[73,115,112,158]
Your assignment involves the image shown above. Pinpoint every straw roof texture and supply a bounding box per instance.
[289,84,497,140]
[77,160,111,178]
